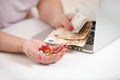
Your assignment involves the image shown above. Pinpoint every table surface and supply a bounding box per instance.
[0,0,120,80]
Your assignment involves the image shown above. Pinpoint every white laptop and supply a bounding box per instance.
[33,0,120,53]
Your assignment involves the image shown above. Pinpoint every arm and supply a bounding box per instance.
[37,0,74,30]
[37,0,64,25]
[0,31,67,64]
[0,31,25,53]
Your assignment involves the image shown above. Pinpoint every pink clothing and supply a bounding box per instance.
[0,0,39,29]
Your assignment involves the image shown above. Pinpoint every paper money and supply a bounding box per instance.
[50,21,92,40]
[44,32,88,47]
[44,21,93,47]
[71,12,88,33]
[78,21,93,39]
[44,12,93,48]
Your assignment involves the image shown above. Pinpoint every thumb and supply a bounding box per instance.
[62,19,74,31]
[66,14,74,21]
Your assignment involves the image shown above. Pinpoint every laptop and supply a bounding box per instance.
[33,0,120,53]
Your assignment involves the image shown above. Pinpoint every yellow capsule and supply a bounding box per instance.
[44,49,52,56]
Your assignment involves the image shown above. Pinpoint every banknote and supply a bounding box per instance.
[71,12,88,33]
[44,33,88,47]
[44,21,93,47]
[44,30,89,47]
[44,12,93,48]
[57,21,93,40]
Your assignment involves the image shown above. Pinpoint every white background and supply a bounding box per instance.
[0,0,120,80]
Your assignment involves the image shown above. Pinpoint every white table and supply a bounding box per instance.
[0,0,120,80]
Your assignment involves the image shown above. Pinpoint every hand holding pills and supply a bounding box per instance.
[23,39,67,64]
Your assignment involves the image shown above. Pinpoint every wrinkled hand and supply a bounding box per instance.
[22,39,67,64]
[50,13,74,31]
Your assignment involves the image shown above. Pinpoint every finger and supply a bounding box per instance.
[39,50,63,64]
[62,47,68,53]
[54,23,63,29]
[61,18,74,31]
[51,48,66,63]
[39,54,51,64]
[53,44,65,53]
[52,47,67,62]
[52,44,63,51]
[52,43,66,53]
[40,53,61,64]
[32,49,43,61]
[66,14,74,21]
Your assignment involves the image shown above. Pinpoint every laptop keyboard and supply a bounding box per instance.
[86,21,96,45]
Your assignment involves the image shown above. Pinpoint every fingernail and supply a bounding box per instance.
[68,25,74,31]
[61,43,66,47]
[64,44,67,47]
[65,49,68,52]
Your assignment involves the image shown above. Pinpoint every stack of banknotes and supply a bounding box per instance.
[44,12,95,50]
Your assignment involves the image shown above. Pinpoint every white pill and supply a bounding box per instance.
[39,50,44,54]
